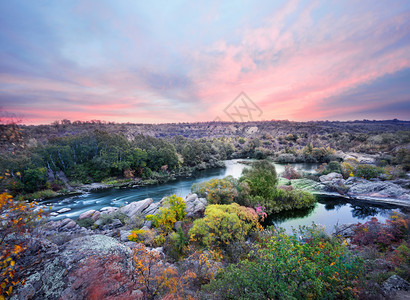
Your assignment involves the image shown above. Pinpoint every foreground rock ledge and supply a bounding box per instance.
[13,235,142,300]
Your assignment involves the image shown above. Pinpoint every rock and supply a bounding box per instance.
[61,220,77,231]
[120,230,132,242]
[50,212,59,216]
[184,194,207,218]
[338,151,377,164]
[391,178,410,189]
[348,181,410,201]
[143,220,152,229]
[319,172,343,183]
[13,235,140,300]
[111,218,123,229]
[382,275,410,295]
[78,209,100,221]
[91,211,100,221]
[100,206,118,215]
[173,221,183,231]
[123,241,139,249]
[57,208,71,214]
[141,202,161,217]
[119,198,153,218]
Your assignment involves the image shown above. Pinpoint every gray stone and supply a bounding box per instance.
[13,235,140,299]
[57,208,71,213]
[120,230,132,242]
[143,220,152,229]
[100,206,118,215]
[141,202,161,216]
[119,198,153,218]
[111,218,123,228]
[185,193,207,218]
[382,275,410,294]
[319,172,343,183]
[61,220,77,230]
[78,209,96,220]
[173,221,183,231]
[348,181,410,200]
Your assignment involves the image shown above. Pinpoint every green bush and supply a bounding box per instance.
[146,194,186,233]
[76,217,94,228]
[189,203,260,250]
[354,164,383,180]
[97,210,129,226]
[191,176,238,205]
[205,225,364,299]
[240,160,277,200]
[247,188,316,215]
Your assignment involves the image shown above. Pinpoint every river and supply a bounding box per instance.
[43,159,400,232]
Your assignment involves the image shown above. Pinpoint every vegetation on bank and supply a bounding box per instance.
[192,160,316,215]
[1,120,409,199]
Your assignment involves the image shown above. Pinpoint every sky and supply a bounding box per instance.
[0,0,409,124]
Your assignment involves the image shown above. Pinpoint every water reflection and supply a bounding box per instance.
[271,194,400,233]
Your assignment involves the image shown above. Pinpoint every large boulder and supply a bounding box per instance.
[319,173,348,194]
[43,218,81,233]
[347,180,410,201]
[78,210,100,221]
[319,172,343,183]
[13,235,141,300]
[184,194,207,218]
[382,275,410,298]
[119,198,153,218]
[141,202,161,217]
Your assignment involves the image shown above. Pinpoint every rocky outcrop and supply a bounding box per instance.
[119,198,153,218]
[319,173,349,194]
[319,174,410,207]
[184,194,207,218]
[319,172,343,183]
[78,210,100,221]
[43,218,82,232]
[141,202,161,216]
[13,235,141,300]
[382,275,410,299]
[337,151,378,164]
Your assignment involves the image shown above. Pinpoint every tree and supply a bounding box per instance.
[240,160,277,200]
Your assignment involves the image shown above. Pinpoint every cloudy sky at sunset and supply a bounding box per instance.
[1,0,409,124]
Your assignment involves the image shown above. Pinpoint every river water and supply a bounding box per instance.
[43,159,399,232]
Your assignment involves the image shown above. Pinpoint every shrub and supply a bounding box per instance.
[240,160,277,200]
[1,192,44,298]
[341,162,354,178]
[128,229,155,246]
[281,165,302,179]
[189,203,260,250]
[146,194,186,234]
[76,217,94,228]
[205,225,364,299]
[351,212,409,251]
[191,176,238,205]
[276,153,296,163]
[354,164,383,180]
[251,188,316,215]
[132,243,196,299]
[97,210,129,226]
[164,226,190,261]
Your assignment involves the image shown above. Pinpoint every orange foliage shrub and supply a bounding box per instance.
[133,243,196,299]
[0,192,44,298]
